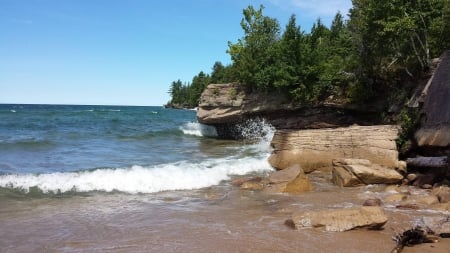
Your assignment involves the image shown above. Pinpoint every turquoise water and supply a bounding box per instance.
[0,104,273,195]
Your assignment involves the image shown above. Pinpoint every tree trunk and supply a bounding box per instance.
[406,156,449,168]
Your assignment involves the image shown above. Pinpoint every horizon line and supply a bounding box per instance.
[0,102,165,107]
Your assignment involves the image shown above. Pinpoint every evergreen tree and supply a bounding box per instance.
[228,5,281,91]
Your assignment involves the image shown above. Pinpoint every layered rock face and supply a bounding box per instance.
[197,83,381,139]
[269,125,399,172]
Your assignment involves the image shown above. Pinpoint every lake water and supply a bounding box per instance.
[0,104,448,252]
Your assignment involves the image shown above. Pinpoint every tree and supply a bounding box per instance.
[348,0,450,101]
[227,5,281,91]
[210,61,236,84]
[168,80,184,105]
[189,71,211,106]
[276,15,305,89]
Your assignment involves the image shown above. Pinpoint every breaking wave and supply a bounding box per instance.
[180,122,218,137]
[0,155,272,194]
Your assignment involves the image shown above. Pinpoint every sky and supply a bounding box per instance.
[0,0,352,106]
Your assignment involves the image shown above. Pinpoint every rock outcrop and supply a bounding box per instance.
[269,125,399,172]
[415,51,450,149]
[287,206,388,232]
[332,159,403,187]
[197,83,383,139]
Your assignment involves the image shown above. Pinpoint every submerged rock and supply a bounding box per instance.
[288,206,388,232]
[332,159,403,187]
[363,198,383,206]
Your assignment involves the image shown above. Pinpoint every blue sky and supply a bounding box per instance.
[0,0,352,106]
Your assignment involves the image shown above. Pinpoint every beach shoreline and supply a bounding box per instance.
[1,172,449,253]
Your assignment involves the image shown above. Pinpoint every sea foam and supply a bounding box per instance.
[0,155,272,194]
[180,122,218,137]
[0,117,276,195]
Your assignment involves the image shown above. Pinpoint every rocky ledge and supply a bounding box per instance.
[269,125,400,172]
[197,83,382,139]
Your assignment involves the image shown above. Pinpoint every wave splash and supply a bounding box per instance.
[0,156,272,194]
[0,117,276,195]
[180,122,218,137]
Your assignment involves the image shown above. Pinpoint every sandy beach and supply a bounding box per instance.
[1,171,449,253]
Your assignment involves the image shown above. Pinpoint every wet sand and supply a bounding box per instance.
[1,172,449,253]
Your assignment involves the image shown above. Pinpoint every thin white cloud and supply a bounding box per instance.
[269,0,352,17]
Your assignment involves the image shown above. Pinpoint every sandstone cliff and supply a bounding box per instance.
[268,125,399,172]
[197,83,382,138]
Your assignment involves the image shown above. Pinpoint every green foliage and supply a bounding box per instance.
[227,5,282,92]
[212,87,220,97]
[396,108,420,151]
[167,72,211,108]
[348,0,450,101]
[227,88,238,100]
[210,61,236,84]
[168,1,450,108]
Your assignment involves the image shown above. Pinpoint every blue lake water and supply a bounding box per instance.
[0,104,273,195]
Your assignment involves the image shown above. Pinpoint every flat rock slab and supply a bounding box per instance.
[289,206,388,232]
[332,159,403,187]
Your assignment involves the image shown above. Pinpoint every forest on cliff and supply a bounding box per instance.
[167,0,450,108]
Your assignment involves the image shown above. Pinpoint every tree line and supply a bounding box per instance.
[167,0,450,107]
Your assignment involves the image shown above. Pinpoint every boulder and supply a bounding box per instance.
[288,206,388,232]
[415,51,450,148]
[412,174,436,188]
[363,198,383,206]
[432,186,450,203]
[421,216,450,234]
[284,172,313,194]
[332,159,403,187]
[401,195,440,207]
[396,160,407,174]
[269,125,399,172]
[384,194,408,203]
[232,177,263,187]
[233,177,266,191]
[268,164,302,184]
[240,181,264,191]
[264,165,313,194]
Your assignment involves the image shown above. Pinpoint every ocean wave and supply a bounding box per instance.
[0,138,55,150]
[180,122,218,137]
[116,128,183,140]
[0,156,273,194]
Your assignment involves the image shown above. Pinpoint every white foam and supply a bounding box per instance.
[0,156,273,194]
[180,122,218,137]
[237,118,275,141]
